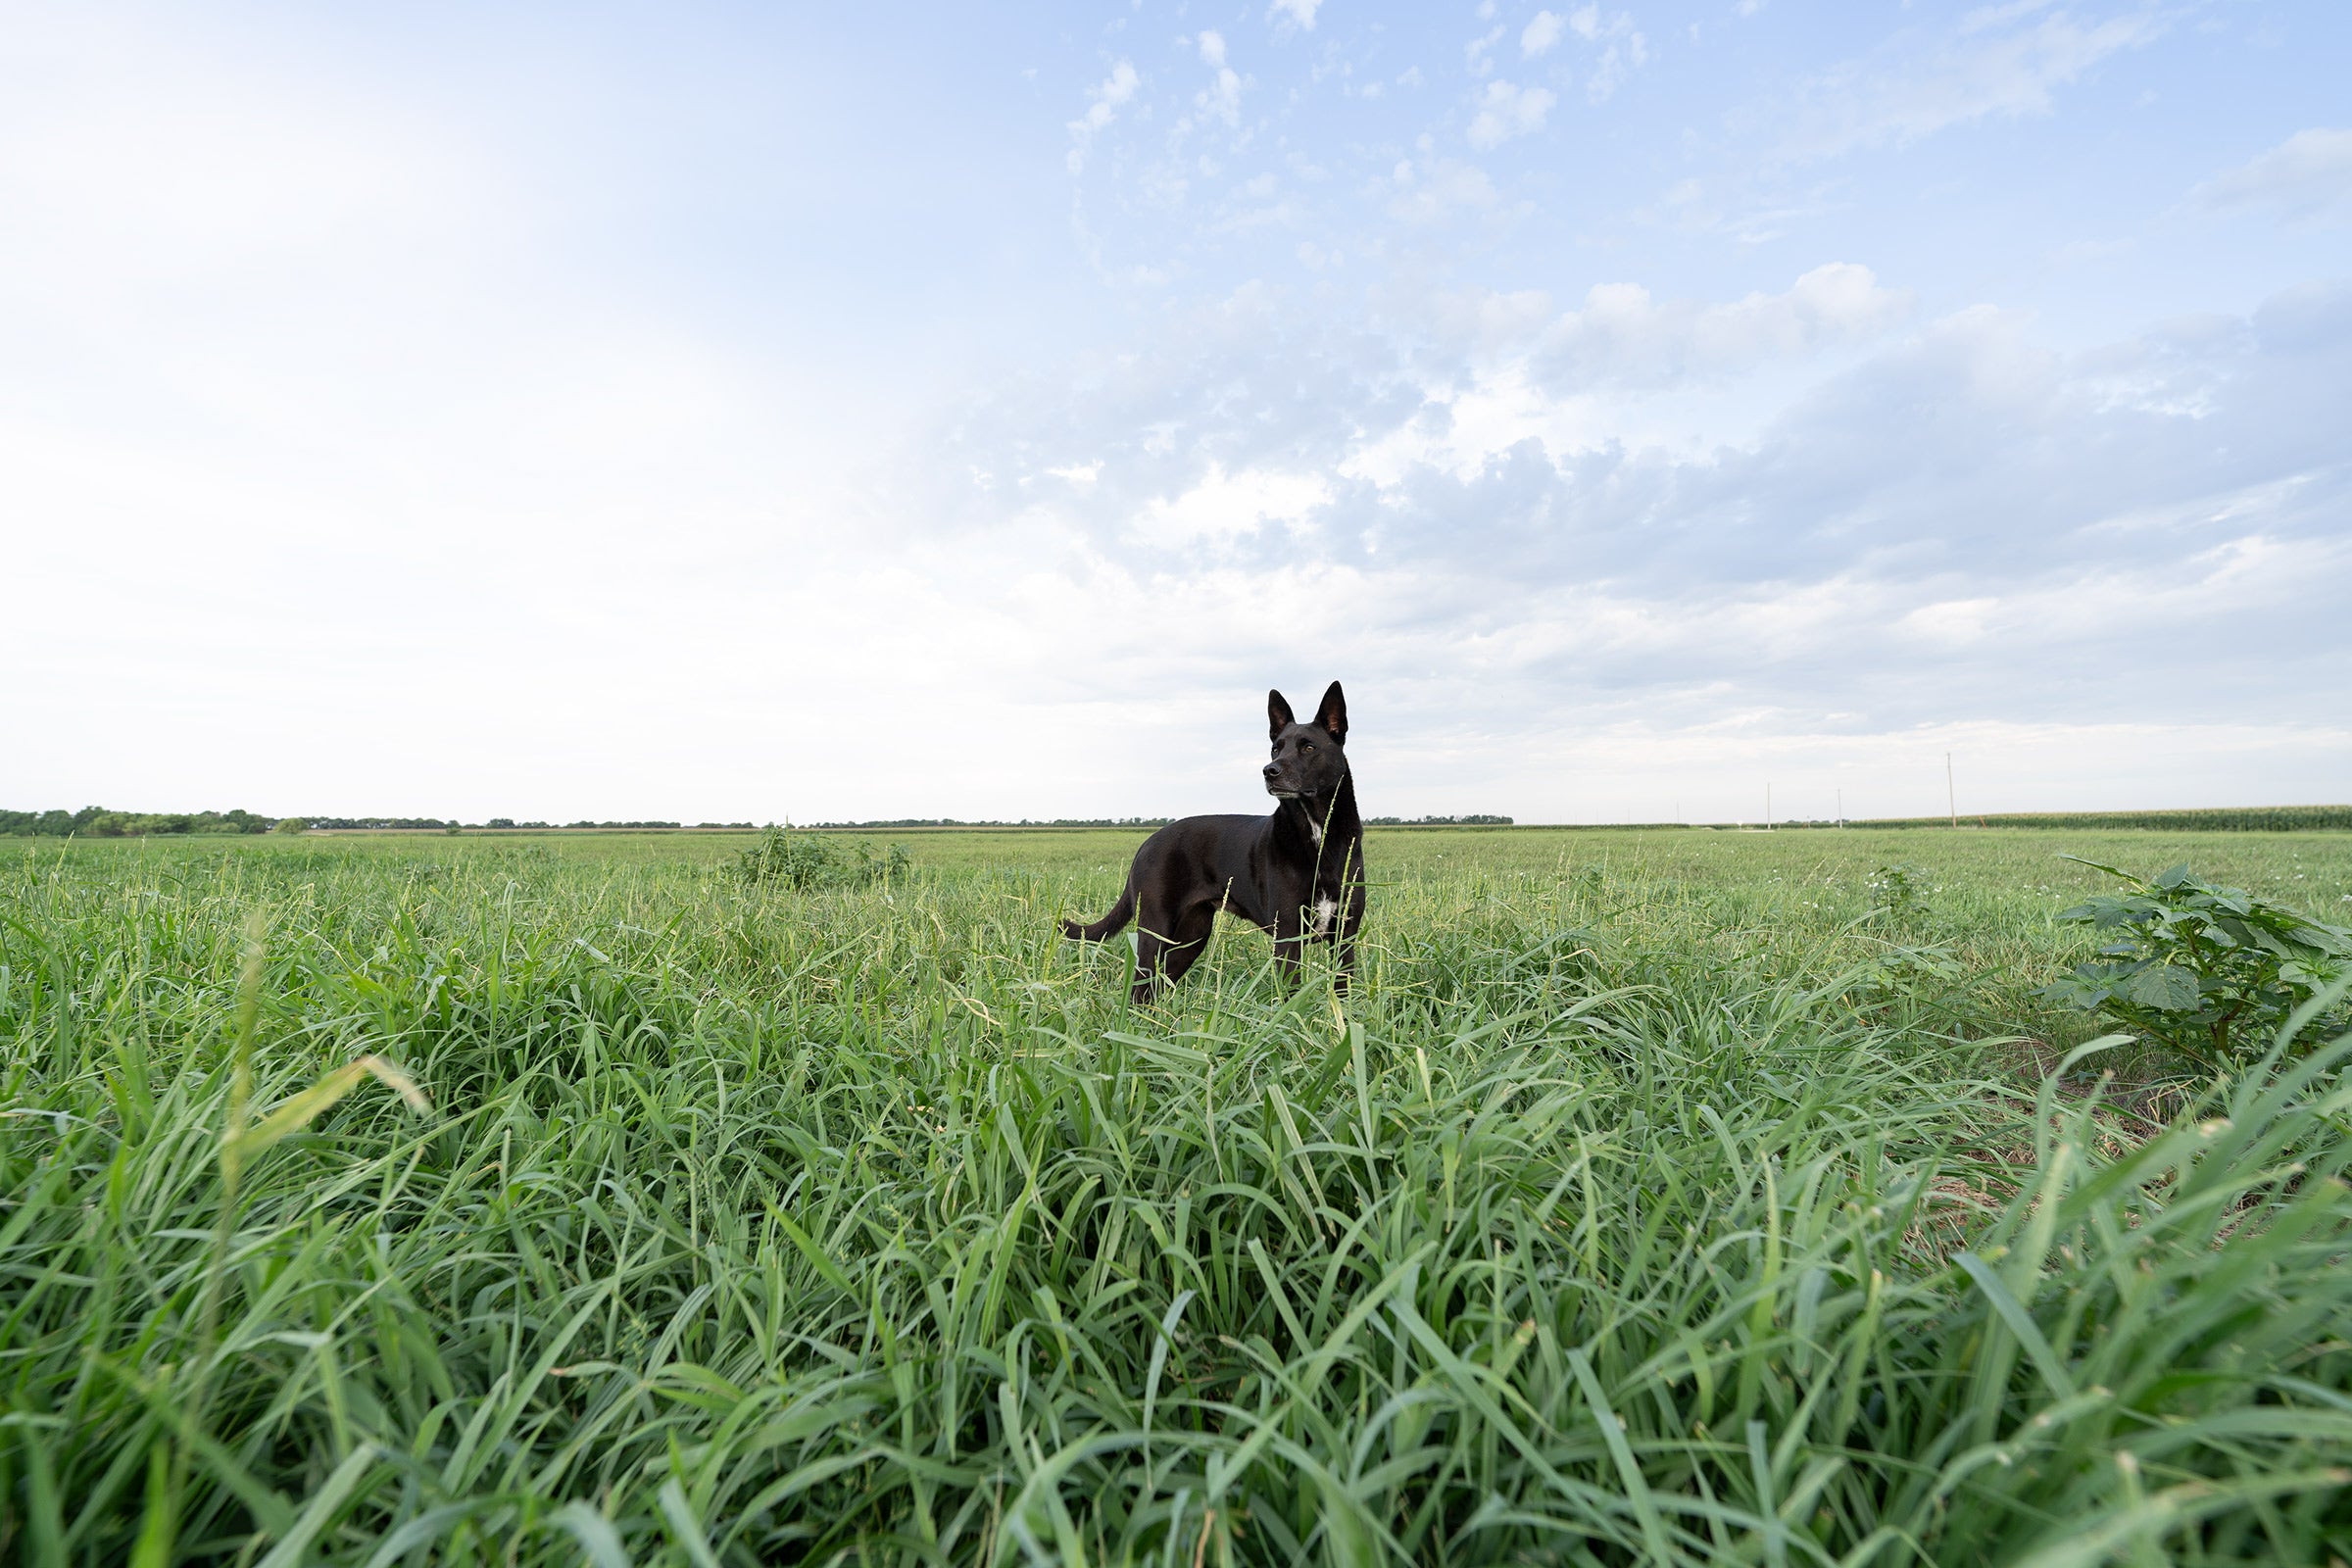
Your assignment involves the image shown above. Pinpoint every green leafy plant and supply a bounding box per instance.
[2041,857,2351,1064]
[1868,862,1929,925]
[736,824,910,890]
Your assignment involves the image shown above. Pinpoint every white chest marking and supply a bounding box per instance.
[1314,896,1339,934]
[1305,818,1321,849]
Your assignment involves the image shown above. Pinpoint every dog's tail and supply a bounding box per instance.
[1059,885,1136,942]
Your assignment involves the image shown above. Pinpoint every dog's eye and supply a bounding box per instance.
[1301,742,1314,753]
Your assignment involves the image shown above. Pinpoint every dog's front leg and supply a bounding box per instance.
[1271,906,1306,989]
[1329,889,1365,996]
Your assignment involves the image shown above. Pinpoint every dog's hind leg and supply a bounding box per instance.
[1133,904,1215,1004]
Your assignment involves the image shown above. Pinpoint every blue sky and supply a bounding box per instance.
[5,1,2348,823]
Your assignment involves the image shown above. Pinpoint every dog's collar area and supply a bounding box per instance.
[1273,796,1334,849]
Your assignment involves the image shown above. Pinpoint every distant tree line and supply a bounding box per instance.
[313,819,755,831]
[3,808,769,837]
[7,808,1532,838]
[420,819,696,830]
[803,814,1520,829]
[797,815,1524,830]
[2,806,274,837]
[806,817,1176,829]
[43,805,2325,839]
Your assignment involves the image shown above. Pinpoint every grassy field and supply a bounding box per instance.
[4,826,2350,1565]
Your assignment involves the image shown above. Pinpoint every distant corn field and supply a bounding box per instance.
[1822,806,2352,832]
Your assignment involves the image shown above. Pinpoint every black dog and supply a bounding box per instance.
[1060,681,1365,1002]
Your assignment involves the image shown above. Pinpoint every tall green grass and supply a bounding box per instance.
[3,835,2349,1564]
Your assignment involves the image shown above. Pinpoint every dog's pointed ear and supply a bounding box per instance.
[1268,689,1295,740]
[1314,681,1348,744]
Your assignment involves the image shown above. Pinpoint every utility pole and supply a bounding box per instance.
[1837,787,1843,827]
[1766,783,1772,829]
[1946,753,1957,828]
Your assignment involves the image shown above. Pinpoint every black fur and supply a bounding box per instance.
[1060,681,1366,1003]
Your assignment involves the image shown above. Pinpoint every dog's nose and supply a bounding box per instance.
[1262,763,1280,779]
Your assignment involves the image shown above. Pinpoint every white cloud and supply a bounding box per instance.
[1522,11,1566,57]
[1764,6,2164,162]
[1195,33,1244,126]
[1560,6,1648,102]
[923,270,2352,822]
[1386,156,1501,223]
[1269,0,1321,31]
[1465,24,1506,75]
[1066,59,1140,172]
[1532,262,1915,385]
[1467,80,1556,149]
[2193,127,2352,224]
[1588,37,1648,101]
[1131,462,1331,545]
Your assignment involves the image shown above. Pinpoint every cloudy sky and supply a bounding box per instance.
[6,1,2347,824]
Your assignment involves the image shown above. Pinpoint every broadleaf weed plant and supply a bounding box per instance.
[1868,862,1931,928]
[2041,857,2352,1066]
[735,824,911,891]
